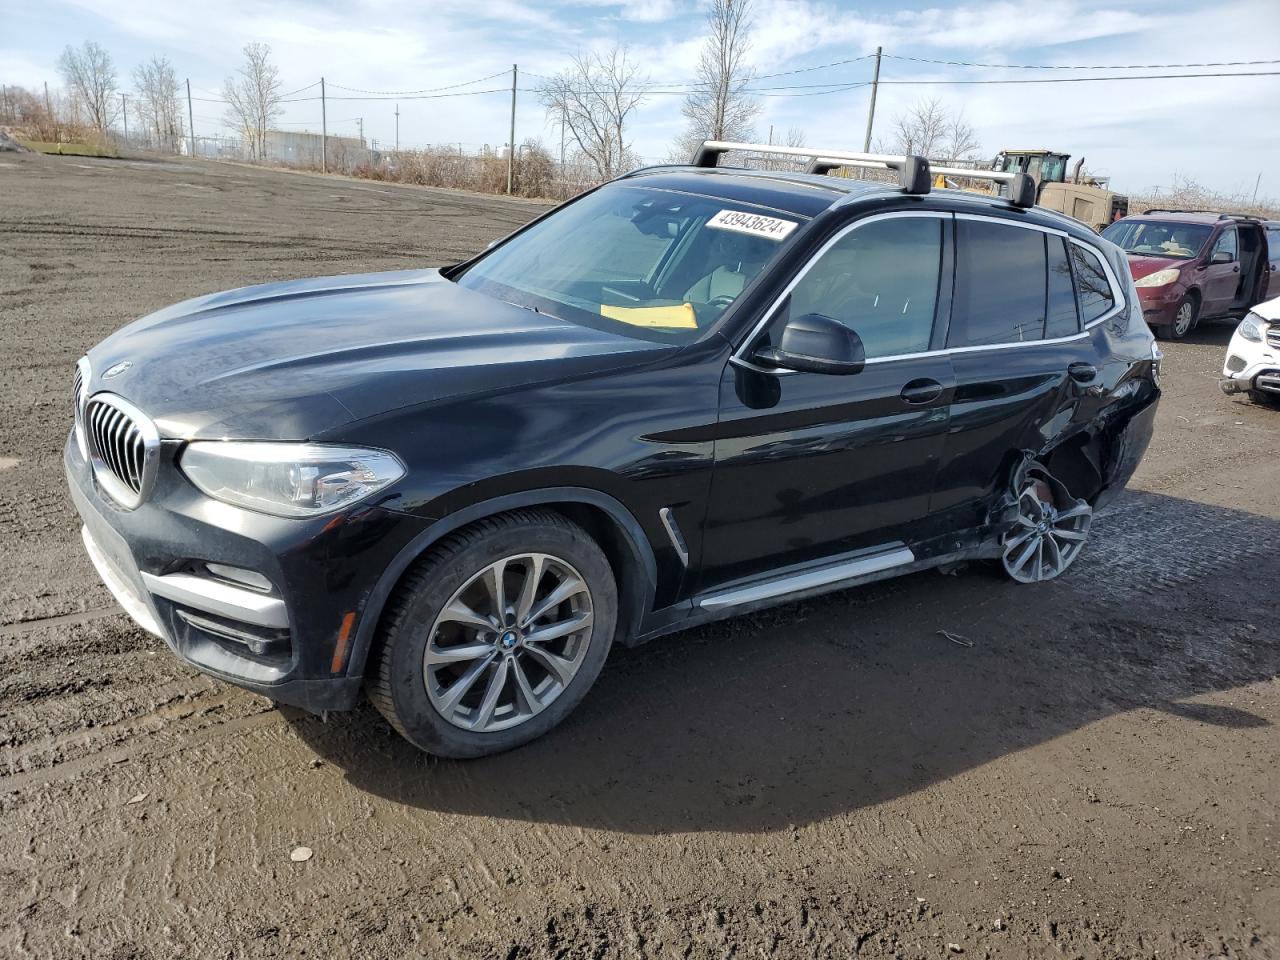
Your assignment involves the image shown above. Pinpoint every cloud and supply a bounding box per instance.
[4,0,1276,195]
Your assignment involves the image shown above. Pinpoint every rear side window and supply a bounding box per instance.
[1070,244,1115,323]
[1045,236,1080,339]
[784,217,943,359]
[1267,228,1280,258]
[949,220,1047,347]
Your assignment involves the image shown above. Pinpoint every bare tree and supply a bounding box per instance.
[881,97,980,162]
[537,46,647,181]
[133,56,184,152]
[223,42,283,160]
[673,0,760,161]
[757,126,808,171]
[57,41,118,134]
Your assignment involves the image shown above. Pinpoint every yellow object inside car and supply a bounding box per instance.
[599,302,698,329]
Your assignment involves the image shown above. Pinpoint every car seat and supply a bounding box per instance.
[683,231,775,303]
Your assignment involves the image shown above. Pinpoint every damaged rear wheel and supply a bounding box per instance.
[1001,469,1092,584]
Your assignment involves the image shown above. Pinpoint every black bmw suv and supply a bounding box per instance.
[66,143,1159,757]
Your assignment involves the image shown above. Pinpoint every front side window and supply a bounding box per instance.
[1211,227,1238,262]
[949,220,1047,347]
[455,185,803,344]
[777,216,943,359]
[1070,244,1116,323]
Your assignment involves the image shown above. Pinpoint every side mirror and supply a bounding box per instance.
[1211,250,1233,264]
[753,313,865,375]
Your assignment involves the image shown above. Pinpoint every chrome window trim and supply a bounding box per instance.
[731,210,949,375]
[1062,235,1129,328]
[731,210,1126,377]
[84,392,161,510]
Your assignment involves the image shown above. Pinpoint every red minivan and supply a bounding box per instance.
[1101,211,1272,339]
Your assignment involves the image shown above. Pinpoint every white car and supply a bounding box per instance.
[1221,294,1280,406]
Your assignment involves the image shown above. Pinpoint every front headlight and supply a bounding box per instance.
[180,442,405,518]
[1237,313,1264,343]
[1134,268,1180,288]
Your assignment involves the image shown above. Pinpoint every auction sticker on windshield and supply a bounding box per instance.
[706,209,799,241]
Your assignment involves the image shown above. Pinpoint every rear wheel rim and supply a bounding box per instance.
[1173,301,1194,337]
[1001,482,1092,583]
[424,553,594,733]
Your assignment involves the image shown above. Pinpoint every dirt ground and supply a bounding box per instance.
[1,153,1277,960]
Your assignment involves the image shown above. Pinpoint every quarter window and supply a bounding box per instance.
[782,217,943,359]
[1070,244,1115,323]
[949,220,1047,347]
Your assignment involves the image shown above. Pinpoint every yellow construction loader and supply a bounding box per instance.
[938,150,1128,232]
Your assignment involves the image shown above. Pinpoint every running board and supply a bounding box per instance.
[696,546,916,611]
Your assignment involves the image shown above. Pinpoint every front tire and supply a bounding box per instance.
[366,510,617,758]
[1154,295,1197,340]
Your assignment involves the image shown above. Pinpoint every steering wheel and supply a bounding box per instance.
[707,294,737,310]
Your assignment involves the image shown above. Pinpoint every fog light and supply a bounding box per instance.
[1226,355,1246,373]
[205,562,273,593]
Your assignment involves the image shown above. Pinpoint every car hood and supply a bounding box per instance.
[1124,253,1189,281]
[85,269,671,440]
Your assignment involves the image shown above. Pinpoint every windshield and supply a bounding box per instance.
[454,184,804,344]
[1102,220,1213,260]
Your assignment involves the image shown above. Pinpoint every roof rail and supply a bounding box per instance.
[691,140,1036,209]
[1141,208,1261,221]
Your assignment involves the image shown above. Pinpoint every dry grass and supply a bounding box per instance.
[1130,174,1278,220]
[354,139,595,201]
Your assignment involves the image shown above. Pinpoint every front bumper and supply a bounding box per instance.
[1136,285,1186,326]
[65,433,428,713]
[1219,326,1280,396]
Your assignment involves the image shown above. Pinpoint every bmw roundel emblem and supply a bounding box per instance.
[102,360,133,379]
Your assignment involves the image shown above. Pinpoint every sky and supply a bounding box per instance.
[2,0,1278,197]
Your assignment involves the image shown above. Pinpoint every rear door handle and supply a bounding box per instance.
[1068,361,1098,384]
[900,378,944,404]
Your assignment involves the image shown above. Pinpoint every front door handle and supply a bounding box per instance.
[900,378,944,404]
[1068,361,1098,384]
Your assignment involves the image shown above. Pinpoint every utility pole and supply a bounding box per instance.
[45,80,57,142]
[320,77,327,173]
[507,63,517,194]
[357,117,363,145]
[1254,172,1262,204]
[121,94,128,142]
[394,103,399,152]
[185,79,195,157]
[862,45,882,153]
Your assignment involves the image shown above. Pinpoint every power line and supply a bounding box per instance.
[326,70,509,95]
[279,80,321,97]
[314,87,510,102]
[876,68,1280,85]
[883,53,1280,71]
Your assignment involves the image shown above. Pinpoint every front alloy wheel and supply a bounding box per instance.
[1172,299,1195,337]
[1001,474,1092,583]
[425,553,594,732]
[367,509,617,758]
